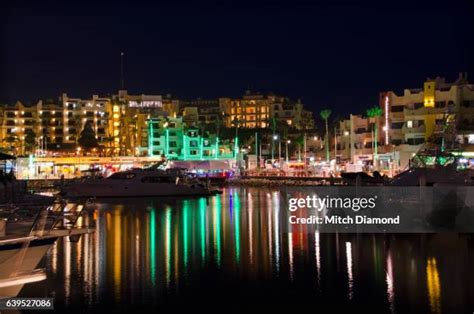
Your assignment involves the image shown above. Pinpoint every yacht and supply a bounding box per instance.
[386,152,474,231]
[61,167,212,198]
[389,152,474,186]
[0,199,93,298]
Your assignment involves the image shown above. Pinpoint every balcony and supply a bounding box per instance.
[403,106,449,117]
[402,125,425,134]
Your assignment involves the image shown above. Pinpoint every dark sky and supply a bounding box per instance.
[1,0,473,116]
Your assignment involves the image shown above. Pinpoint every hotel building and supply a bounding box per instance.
[331,73,474,170]
[0,90,179,156]
[181,91,314,130]
[380,73,474,148]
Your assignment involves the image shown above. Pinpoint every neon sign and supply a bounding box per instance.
[129,100,163,108]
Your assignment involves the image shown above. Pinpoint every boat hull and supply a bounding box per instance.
[63,182,211,198]
[0,237,57,298]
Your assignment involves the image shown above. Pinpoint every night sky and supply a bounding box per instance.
[1,0,473,116]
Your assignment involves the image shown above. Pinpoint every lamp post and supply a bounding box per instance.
[303,133,307,164]
[286,139,291,164]
[272,134,275,162]
[273,134,278,163]
[279,138,282,167]
[255,132,258,168]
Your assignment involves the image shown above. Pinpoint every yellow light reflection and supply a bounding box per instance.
[426,257,442,314]
[113,208,121,300]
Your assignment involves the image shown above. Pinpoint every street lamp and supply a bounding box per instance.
[286,139,291,164]
[272,134,278,162]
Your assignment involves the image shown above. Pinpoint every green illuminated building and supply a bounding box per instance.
[147,117,235,160]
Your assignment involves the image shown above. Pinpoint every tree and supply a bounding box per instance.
[366,106,383,168]
[24,129,37,154]
[320,109,332,161]
[3,134,19,154]
[78,122,99,151]
[231,117,240,158]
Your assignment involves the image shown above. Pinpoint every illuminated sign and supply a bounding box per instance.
[384,95,389,145]
[129,100,163,108]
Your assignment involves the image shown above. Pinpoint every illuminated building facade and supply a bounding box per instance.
[181,91,314,130]
[1,101,40,154]
[147,117,234,160]
[380,73,474,147]
[61,93,109,145]
[181,98,222,126]
[111,90,172,156]
[0,91,181,155]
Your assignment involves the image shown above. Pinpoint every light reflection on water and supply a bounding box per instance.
[20,187,474,313]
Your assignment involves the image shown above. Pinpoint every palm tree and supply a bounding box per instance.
[24,129,37,154]
[320,109,331,161]
[366,106,383,168]
[231,117,240,158]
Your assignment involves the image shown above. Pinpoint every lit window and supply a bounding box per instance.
[407,121,413,128]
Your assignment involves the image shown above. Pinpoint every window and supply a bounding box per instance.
[407,121,413,128]
[190,140,198,147]
[391,122,404,129]
[169,141,177,148]
[391,139,403,145]
[407,138,424,145]
[435,101,446,108]
[391,106,404,112]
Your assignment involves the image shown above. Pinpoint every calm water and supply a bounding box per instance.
[20,187,474,313]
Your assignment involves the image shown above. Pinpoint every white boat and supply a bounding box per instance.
[62,168,212,198]
[0,199,93,298]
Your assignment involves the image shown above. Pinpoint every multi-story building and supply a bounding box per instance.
[181,98,222,126]
[327,73,474,170]
[381,73,474,148]
[221,92,271,128]
[1,101,40,154]
[147,116,234,159]
[181,91,314,130]
[61,94,109,146]
[0,89,315,158]
[112,90,174,156]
